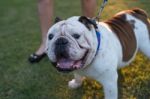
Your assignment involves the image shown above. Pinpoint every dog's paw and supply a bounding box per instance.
[68,79,82,89]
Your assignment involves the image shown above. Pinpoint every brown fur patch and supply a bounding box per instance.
[126,8,150,39]
[104,12,137,62]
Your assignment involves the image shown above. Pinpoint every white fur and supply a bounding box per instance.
[68,14,150,99]
[68,73,83,89]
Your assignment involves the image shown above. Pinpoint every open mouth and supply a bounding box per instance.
[57,58,83,69]
[53,51,88,72]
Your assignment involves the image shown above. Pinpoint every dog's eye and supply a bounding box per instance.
[72,34,80,39]
[48,34,54,40]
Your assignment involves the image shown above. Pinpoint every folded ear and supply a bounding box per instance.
[54,17,62,23]
[78,16,97,30]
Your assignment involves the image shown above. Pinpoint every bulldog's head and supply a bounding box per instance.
[46,16,98,72]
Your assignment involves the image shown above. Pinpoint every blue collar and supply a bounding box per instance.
[88,19,101,55]
[95,29,101,55]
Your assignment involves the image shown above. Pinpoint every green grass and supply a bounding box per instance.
[0,0,150,99]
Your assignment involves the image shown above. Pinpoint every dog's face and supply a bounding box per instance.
[46,16,97,72]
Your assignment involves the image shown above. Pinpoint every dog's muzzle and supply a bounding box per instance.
[50,37,86,73]
[54,37,74,72]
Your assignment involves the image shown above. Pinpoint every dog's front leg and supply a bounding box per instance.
[68,73,84,89]
[99,70,118,99]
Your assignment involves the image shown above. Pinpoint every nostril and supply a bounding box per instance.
[55,37,69,45]
[62,39,68,44]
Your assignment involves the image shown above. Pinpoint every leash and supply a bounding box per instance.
[94,0,108,21]
[91,0,108,55]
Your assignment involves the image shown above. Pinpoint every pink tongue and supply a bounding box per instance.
[57,58,75,69]
[73,61,82,68]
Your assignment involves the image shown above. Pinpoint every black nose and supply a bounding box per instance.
[54,37,69,58]
[55,37,68,45]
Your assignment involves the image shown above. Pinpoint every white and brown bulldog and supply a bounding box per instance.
[46,8,150,99]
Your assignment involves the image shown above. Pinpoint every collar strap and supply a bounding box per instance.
[89,19,101,55]
[95,29,101,55]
